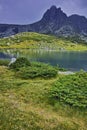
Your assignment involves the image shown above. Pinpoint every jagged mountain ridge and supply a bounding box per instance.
[0,5,87,38]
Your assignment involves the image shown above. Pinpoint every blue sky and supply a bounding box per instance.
[0,0,87,24]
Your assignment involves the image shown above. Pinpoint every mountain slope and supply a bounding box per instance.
[0,32,87,51]
[0,5,87,38]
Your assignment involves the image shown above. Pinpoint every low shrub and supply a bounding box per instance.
[9,57,31,70]
[9,58,57,78]
[49,72,87,108]
[17,62,58,79]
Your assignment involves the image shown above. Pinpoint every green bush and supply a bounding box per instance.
[9,57,31,70]
[9,58,57,78]
[49,72,87,108]
[17,62,58,79]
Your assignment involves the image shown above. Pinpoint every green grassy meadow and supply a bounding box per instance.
[0,59,87,130]
[0,32,87,51]
[0,32,87,130]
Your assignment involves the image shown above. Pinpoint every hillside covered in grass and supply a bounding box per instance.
[0,32,87,51]
[0,58,87,130]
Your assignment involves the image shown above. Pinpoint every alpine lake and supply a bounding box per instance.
[0,49,87,71]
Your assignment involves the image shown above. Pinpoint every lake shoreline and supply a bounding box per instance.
[0,49,87,71]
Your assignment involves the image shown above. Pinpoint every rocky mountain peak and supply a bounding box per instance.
[41,6,67,23]
[49,6,62,12]
[50,5,57,11]
[0,5,87,38]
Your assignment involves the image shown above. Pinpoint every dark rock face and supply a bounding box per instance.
[68,15,87,34]
[39,6,67,34]
[41,6,67,26]
[0,5,87,38]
